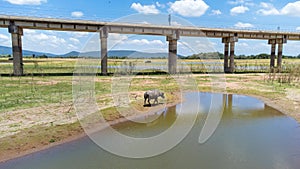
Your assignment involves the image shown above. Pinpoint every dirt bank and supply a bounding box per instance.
[0,91,181,163]
[0,73,299,163]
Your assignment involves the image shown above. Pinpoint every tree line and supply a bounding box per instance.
[184,52,300,59]
[1,52,300,59]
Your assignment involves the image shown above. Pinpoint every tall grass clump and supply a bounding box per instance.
[265,63,300,86]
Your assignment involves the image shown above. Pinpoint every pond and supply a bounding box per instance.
[1,92,300,169]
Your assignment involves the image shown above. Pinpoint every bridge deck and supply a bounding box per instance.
[0,15,300,40]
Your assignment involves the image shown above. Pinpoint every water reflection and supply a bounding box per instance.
[1,93,300,169]
[111,105,178,138]
[222,93,283,118]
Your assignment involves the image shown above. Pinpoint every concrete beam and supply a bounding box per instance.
[100,27,108,75]
[1,15,300,40]
[8,22,23,76]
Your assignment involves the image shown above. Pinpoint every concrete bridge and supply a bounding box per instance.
[1,15,300,76]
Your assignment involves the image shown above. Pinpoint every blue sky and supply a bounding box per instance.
[1,0,300,56]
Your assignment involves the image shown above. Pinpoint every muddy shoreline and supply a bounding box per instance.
[0,98,182,163]
[0,81,299,163]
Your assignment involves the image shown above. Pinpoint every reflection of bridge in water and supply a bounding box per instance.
[141,93,283,129]
[1,15,300,75]
[222,94,283,118]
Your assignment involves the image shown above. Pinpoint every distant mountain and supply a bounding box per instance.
[0,46,11,55]
[0,45,56,57]
[0,45,183,58]
[73,50,171,58]
[61,51,80,57]
[47,50,173,58]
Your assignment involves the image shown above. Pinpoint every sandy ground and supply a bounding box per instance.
[0,73,299,163]
[0,102,77,139]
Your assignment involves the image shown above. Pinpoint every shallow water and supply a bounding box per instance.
[1,92,300,169]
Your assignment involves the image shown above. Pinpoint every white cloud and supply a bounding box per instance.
[228,0,245,5]
[4,0,46,5]
[71,11,84,18]
[131,3,160,14]
[108,33,128,48]
[34,33,49,41]
[0,34,9,41]
[25,32,66,46]
[234,40,270,55]
[234,22,254,28]
[211,9,222,15]
[69,37,80,44]
[156,2,165,8]
[236,42,249,47]
[296,27,300,31]
[283,41,300,56]
[67,44,77,50]
[230,5,249,15]
[0,33,10,47]
[168,0,209,17]
[24,29,37,34]
[137,21,150,24]
[21,30,74,54]
[171,21,182,26]
[281,1,300,17]
[69,32,90,38]
[178,41,189,47]
[257,2,280,15]
[127,39,164,46]
[257,1,300,17]
[109,37,167,53]
[228,0,254,6]
[109,33,128,41]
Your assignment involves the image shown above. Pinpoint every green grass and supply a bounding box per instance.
[0,58,77,74]
[1,58,300,75]
[0,76,73,112]
[0,58,299,113]
[0,57,299,159]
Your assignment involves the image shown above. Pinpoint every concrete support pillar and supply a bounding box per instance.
[222,38,229,73]
[268,39,277,70]
[223,35,237,73]
[270,43,276,68]
[100,27,108,75]
[277,42,283,70]
[8,22,23,76]
[229,41,235,73]
[167,32,179,74]
[268,38,286,72]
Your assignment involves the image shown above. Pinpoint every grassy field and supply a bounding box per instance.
[1,58,300,75]
[0,57,299,162]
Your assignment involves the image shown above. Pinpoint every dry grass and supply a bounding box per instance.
[0,58,299,162]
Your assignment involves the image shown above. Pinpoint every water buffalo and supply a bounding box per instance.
[144,89,165,105]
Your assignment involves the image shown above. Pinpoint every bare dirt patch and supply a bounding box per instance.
[0,102,77,138]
